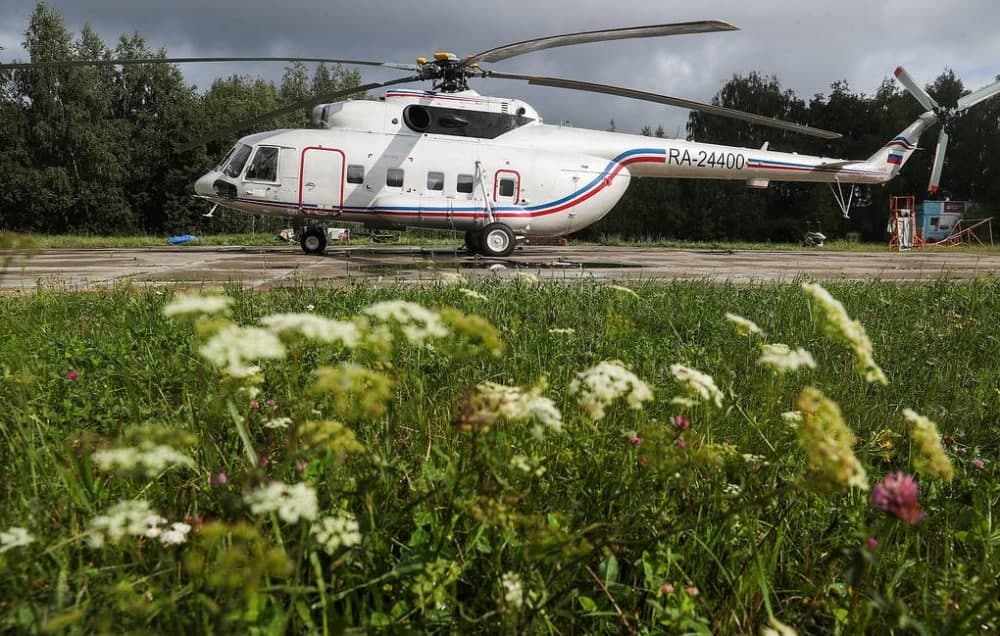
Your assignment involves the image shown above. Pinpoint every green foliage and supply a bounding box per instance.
[1,280,1000,633]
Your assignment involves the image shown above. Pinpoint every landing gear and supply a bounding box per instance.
[479,223,516,257]
[463,229,482,254]
[299,226,327,254]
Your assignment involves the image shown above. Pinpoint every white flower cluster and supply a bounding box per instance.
[437,272,464,286]
[548,327,575,336]
[669,364,723,408]
[162,293,233,317]
[501,572,524,609]
[311,510,362,554]
[758,343,817,374]
[362,300,450,345]
[510,454,547,477]
[0,526,35,553]
[200,325,287,378]
[782,410,803,425]
[87,500,191,547]
[474,381,563,436]
[260,313,361,348]
[802,283,887,385]
[724,312,764,337]
[263,417,292,429]
[569,361,654,420]
[91,443,194,475]
[458,288,488,301]
[244,481,318,524]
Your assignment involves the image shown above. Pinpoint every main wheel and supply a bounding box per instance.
[463,229,482,254]
[479,223,516,257]
[299,227,327,254]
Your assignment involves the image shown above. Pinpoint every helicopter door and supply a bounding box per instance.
[299,147,345,214]
[493,170,520,206]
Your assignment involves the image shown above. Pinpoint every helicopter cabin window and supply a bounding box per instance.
[498,177,516,198]
[386,168,404,188]
[456,174,474,194]
[426,171,444,191]
[347,164,365,184]
[245,146,279,182]
[223,143,253,178]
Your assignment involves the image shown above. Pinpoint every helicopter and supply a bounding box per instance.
[4,21,998,257]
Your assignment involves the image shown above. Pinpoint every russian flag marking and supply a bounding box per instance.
[887,153,904,165]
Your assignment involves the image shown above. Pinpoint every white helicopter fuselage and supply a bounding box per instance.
[194,89,930,241]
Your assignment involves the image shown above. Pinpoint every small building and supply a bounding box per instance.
[916,201,966,242]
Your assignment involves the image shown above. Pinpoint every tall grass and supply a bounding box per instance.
[0,280,998,633]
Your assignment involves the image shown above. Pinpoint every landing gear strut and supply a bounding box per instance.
[299,226,327,254]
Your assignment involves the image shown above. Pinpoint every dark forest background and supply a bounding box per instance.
[2,4,998,242]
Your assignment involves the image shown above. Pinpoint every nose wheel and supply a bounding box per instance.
[299,227,327,254]
[478,223,516,257]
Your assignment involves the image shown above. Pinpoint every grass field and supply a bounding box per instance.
[1,279,998,633]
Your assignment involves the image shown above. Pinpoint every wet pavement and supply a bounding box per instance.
[2,245,999,291]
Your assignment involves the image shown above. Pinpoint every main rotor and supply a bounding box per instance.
[0,19,845,150]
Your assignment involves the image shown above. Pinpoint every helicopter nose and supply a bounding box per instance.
[194,171,216,197]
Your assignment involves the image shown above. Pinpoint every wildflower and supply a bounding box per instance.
[867,537,879,549]
[903,409,954,481]
[608,284,639,298]
[685,586,699,596]
[264,417,292,429]
[87,500,160,547]
[673,414,691,430]
[801,283,887,385]
[306,304,316,312]
[781,410,803,425]
[741,454,768,466]
[362,300,449,344]
[724,312,763,337]
[461,381,563,435]
[871,472,925,524]
[758,344,816,373]
[548,327,576,335]
[439,307,504,356]
[0,527,35,553]
[312,364,394,419]
[160,522,192,546]
[438,272,463,286]
[244,481,318,524]
[209,472,228,486]
[312,510,362,554]
[91,443,194,476]
[795,387,868,492]
[629,435,642,446]
[972,458,986,470]
[162,293,233,317]
[762,617,799,636]
[670,364,723,408]
[675,438,688,450]
[66,369,80,381]
[569,361,653,420]
[458,288,488,301]
[260,313,361,347]
[297,420,365,455]
[249,400,261,410]
[501,572,524,609]
[143,515,168,539]
[510,454,546,476]
[660,583,675,595]
[265,398,277,408]
[200,325,286,378]
[515,272,539,283]
[723,483,742,495]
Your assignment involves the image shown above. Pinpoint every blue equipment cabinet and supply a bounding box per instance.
[916,201,966,241]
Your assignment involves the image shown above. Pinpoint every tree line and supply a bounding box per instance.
[1,3,997,241]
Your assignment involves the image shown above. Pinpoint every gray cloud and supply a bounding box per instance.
[2,0,998,138]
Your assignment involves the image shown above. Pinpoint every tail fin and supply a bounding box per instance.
[866,112,937,178]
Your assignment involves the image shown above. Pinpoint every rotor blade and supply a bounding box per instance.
[489,72,842,139]
[894,66,939,111]
[928,128,949,195]
[956,78,1000,111]
[176,75,421,152]
[0,56,418,71]
[464,20,738,65]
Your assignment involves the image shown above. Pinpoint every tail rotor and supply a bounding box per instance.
[894,66,1000,196]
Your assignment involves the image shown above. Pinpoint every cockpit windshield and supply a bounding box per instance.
[223,144,253,178]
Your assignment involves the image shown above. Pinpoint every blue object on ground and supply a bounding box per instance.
[167,235,198,245]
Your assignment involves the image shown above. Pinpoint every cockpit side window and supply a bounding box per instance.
[246,146,279,182]
[216,145,238,171]
[224,144,253,178]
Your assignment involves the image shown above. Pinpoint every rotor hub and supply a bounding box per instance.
[416,53,483,92]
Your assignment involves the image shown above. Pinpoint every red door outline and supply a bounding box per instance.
[493,169,521,203]
[298,146,346,212]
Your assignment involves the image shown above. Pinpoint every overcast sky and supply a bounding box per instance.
[1,0,998,138]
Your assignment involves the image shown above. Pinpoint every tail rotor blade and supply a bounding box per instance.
[894,66,940,111]
[928,128,949,195]
[956,78,1000,111]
